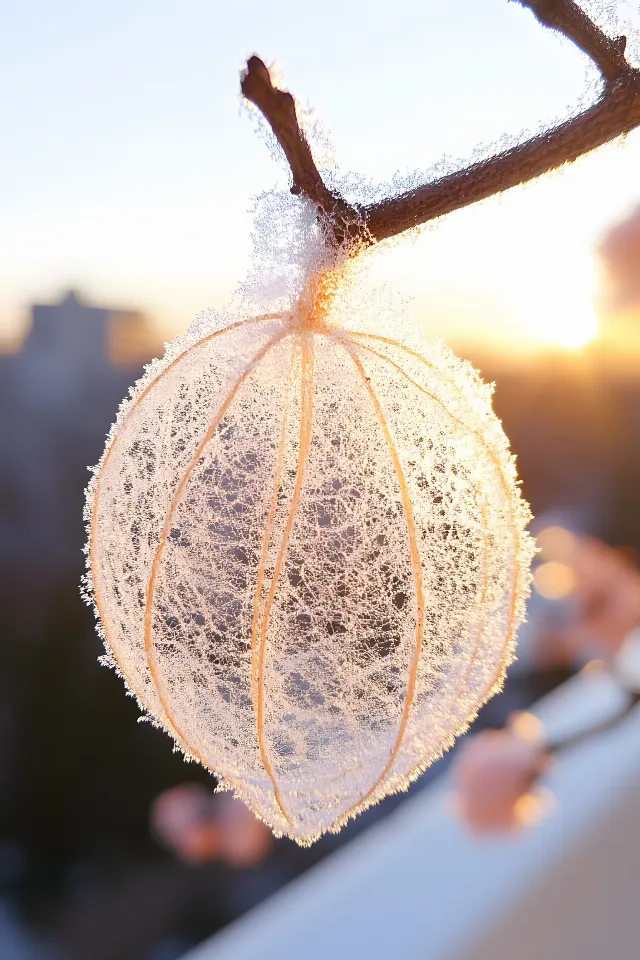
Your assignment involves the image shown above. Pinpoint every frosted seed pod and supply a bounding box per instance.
[85,295,533,845]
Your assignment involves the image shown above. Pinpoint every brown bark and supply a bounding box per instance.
[240,0,640,251]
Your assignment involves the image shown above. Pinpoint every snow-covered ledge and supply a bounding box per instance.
[183,666,640,960]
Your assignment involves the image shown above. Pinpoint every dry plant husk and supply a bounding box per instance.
[84,267,534,844]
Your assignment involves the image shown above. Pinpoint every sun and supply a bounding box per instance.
[519,280,599,350]
[537,303,599,349]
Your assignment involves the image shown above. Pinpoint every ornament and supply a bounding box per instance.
[85,267,533,844]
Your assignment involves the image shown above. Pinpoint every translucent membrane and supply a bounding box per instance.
[85,297,533,844]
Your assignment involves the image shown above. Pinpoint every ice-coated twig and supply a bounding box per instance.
[240,0,640,249]
[241,56,363,248]
[520,0,630,84]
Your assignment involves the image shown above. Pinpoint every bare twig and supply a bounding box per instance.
[519,0,630,84]
[364,84,640,241]
[546,690,640,754]
[240,0,640,251]
[241,56,362,247]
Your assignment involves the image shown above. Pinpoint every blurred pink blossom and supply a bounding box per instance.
[151,783,272,867]
[535,537,640,667]
[567,539,640,659]
[452,714,550,834]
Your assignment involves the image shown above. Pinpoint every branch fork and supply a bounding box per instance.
[240,0,640,254]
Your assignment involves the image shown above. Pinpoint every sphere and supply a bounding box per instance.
[86,307,533,844]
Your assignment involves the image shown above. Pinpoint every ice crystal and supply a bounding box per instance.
[84,263,534,843]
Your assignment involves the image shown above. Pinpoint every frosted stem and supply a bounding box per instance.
[240,0,640,250]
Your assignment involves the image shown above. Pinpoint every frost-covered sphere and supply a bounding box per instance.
[86,304,533,844]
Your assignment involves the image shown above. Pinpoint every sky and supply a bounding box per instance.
[2,0,640,354]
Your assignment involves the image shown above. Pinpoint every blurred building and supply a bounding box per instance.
[25,289,153,376]
[0,290,159,574]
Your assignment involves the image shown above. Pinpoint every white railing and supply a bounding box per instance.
[184,667,640,960]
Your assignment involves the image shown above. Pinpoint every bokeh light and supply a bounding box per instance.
[536,526,577,562]
[534,561,577,600]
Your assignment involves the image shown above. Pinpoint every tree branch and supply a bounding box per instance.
[240,0,640,251]
[546,689,640,754]
[519,0,630,84]
[240,56,361,247]
[364,80,640,241]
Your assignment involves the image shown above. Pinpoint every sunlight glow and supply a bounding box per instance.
[491,219,603,353]
[534,304,598,349]
[518,279,599,350]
